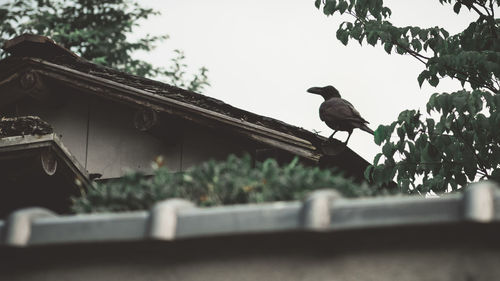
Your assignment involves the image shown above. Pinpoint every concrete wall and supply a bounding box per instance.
[1,225,500,281]
[6,92,253,178]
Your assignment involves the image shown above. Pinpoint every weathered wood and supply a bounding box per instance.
[0,72,27,108]
[0,72,19,88]
[320,139,348,156]
[3,34,54,50]
[3,34,80,60]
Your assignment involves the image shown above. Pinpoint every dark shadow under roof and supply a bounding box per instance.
[0,133,90,217]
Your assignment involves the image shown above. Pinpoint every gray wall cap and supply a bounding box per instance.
[464,181,497,222]
[301,189,342,230]
[3,207,56,246]
[148,199,195,240]
[0,181,499,247]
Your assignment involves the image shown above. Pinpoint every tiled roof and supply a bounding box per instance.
[0,34,371,179]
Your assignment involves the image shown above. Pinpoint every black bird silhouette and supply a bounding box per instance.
[308,85,374,144]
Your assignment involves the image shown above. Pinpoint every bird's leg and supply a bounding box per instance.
[344,130,353,145]
[328,130,338,140]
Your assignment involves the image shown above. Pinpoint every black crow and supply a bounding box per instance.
[308,85,373,144]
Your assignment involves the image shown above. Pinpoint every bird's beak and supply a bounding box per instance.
[307,87,322,95]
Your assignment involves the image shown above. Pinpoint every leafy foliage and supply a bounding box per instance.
[72,155,386,213]
[0,0,210,92]
[314,0,500,193]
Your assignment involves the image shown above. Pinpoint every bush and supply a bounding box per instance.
[72,155,388,213]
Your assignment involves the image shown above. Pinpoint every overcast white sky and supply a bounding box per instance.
[132,1,478,162]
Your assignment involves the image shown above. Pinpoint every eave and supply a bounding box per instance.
[0,133,90,185]
[0,57,322,162]
[0,133,91,216]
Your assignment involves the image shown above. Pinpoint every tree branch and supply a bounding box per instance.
[447,72,499,93]
[347,10,498,92]
[489,0,495,18]
[347,11,430,63]
[458,0,487,17]
[475,0,492,17]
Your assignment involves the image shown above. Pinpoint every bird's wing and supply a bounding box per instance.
[341,99,369,123]
[319,98,368,124]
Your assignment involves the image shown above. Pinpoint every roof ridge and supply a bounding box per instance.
[3,34,81,61]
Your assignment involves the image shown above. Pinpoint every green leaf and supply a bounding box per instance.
[374,153,383,165]
[314,0,321,9]
[351,24,362,40]
[367,31,378,46]
[427,94,439,113]
[384,42,393,54]
[323,0,337,15]
[398,178,410,193]
[382,142,395,157]
[364,165,374,180]
[423,143,439,162]
[428,75,439,87]
[451,92,467,111]
[455,173,467,187]
[338,1,348,13]
[417,70,429,87]
[73,154,385,211]
[426,118,435,136]
[381,7,392,18]
[463,152,477,181]
[336,28,349,45]
[397,126,405,140]
[411,38,422,52]
[491,169,500,184]
[440,28,449,38]
[372,165,386,185]
[374,125,389,145]
[453,2,461,14]
[419,30,429,41]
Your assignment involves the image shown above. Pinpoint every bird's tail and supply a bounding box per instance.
[360,124,374,135]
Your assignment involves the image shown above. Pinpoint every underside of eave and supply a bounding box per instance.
[0,133,91,216]
[0,57,323,162]
[0,134,91,189]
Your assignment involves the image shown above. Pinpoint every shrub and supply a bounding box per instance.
[72,155,388,213]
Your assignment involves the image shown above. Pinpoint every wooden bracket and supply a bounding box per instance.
[133,108,182,145]
[133,108,158,132]
[19,70,50,101]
